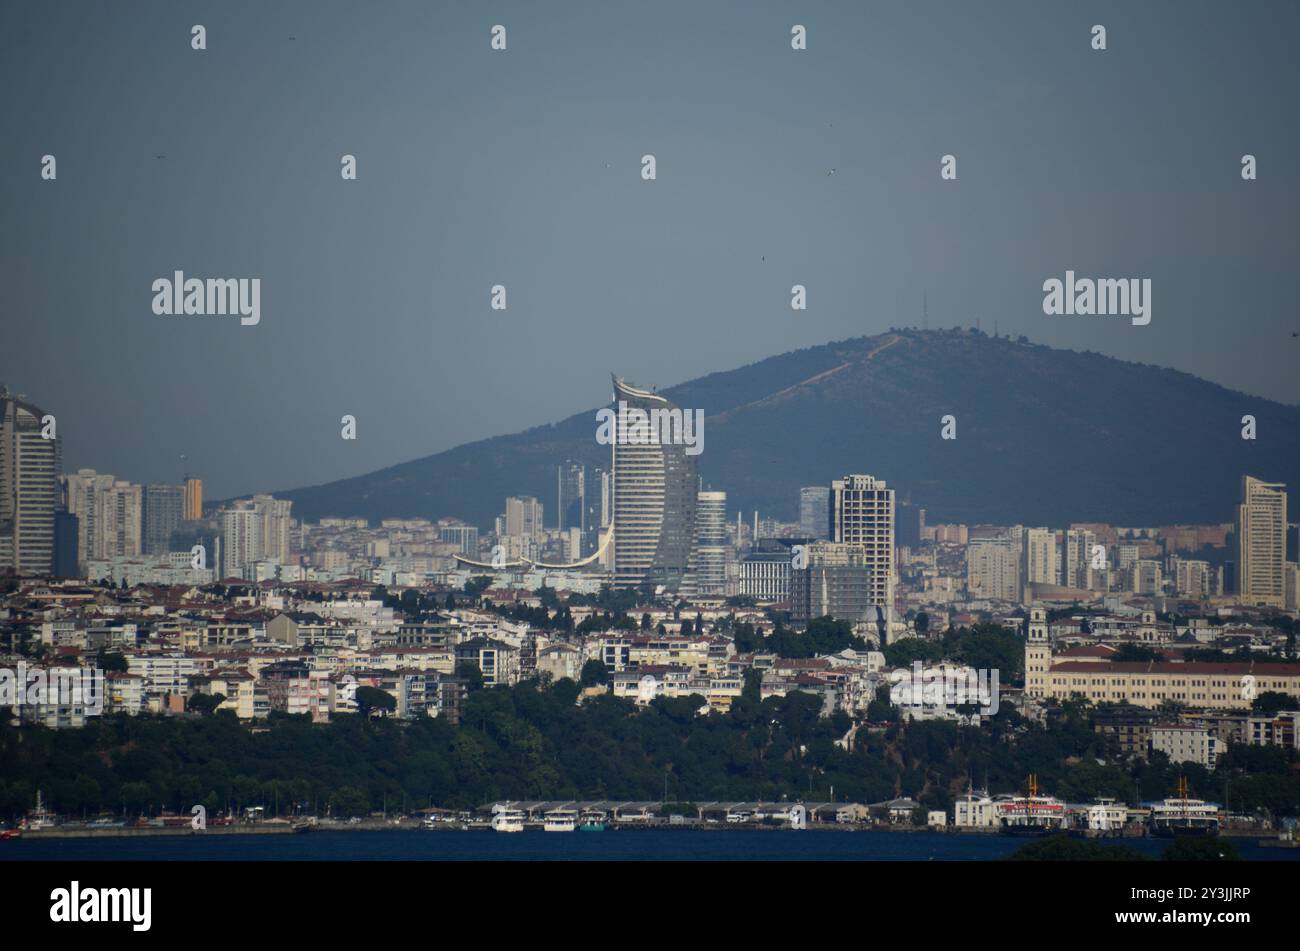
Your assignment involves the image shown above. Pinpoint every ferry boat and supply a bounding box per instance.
[23,790,56,831]
[1149,778,1220,837]
[491,805,526,833]
[543,809,578,832]
[1074,797,1129,836]
[996,775,1067,837]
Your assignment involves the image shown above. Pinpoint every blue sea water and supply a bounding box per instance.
[3,829,1298,861]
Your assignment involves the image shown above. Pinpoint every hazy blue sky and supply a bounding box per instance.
[3,0,1297,500]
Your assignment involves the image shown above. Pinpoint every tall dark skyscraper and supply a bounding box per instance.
[610,376,698,592]
[53,510,79,578]
[143,483,185,555]
[557,461,586,534]
[799,486,830,540]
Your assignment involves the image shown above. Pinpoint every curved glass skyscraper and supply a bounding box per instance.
[610,376,698,593]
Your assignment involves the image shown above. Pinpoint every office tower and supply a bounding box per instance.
[143,484,185,555]
[896,502,924,549]
[1237,476,1287,607]
[498,496,543,539]
[62,469,143,567]
[1062,528,1098,590]
[693,490,727,595]
[799,486,830,540]
[0,391,62,574]
[220,494,292,579]
[183,477,203,520]
[579,466,608,557]
[790,542,876,630]
[829,473,895,612]
[966,530,1020,602]
[557,461,585,533]
[610,375,698,592]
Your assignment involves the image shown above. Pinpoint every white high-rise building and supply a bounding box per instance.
[1062,528,1098,590]
[967,531,1020,602]
[692,490,728,595]
[220,494,292,579]
[1022,528,1059,595]
[1237,475,1287,608]
[498,496,544,540]
[62,469,143,568]
[610,376,698,592]
[829,474,895,614]
[0,392,62,574]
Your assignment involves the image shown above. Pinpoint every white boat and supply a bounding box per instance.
[23,790,56,831]
[1149,779,1220,837]
[1081,797,1129,834]
[543,809,577,832]
[995,775,1067,837]
[491,806,525,833]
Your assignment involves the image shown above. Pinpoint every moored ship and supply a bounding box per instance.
[491,805,526,833]
[996,775,1067,837]
[1149,778,1220,837]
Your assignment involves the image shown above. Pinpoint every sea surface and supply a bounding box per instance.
[4,829,1299,861]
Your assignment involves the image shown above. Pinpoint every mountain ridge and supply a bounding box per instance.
[259,329,1300,529]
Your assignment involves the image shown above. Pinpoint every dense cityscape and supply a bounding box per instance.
[1,378,1297,846]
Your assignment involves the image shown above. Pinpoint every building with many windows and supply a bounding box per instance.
[610,375,698,592]
[1237,475,1287,607]
[0,391,61,574]
[829,474,895,613]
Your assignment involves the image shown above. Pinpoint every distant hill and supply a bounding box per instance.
[267,329,1300,528]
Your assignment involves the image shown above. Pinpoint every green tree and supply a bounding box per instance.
[354,686,397,717]
[580,659,608,687]
[1252,691,1299,715]
[455,661,484,692]
[330,786,370,819]
[187,692,226,715]
[98,651,129,673]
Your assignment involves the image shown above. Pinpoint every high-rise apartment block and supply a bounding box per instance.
[220,494,292,579]
[143,483,185,555]
[0,391,61,574]
[183,477,203,520]
[829,474,895,612]
[1237,476,1287,608]
[62,469,143,568]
